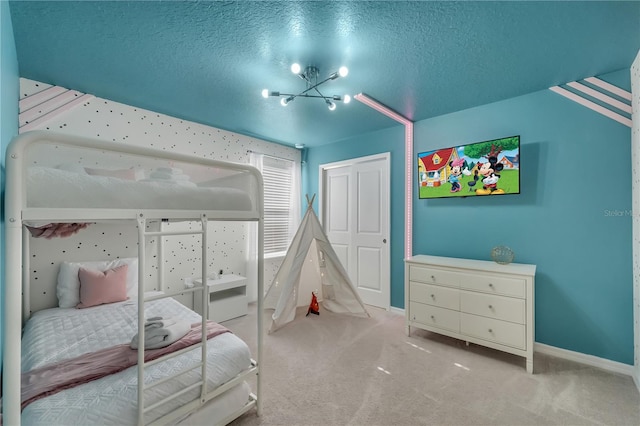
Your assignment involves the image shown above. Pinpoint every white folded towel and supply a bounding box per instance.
[145,317,178,330]
[131,316,191,349]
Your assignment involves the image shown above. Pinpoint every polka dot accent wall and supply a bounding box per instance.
[27,222,158,314]
[20,78,300,311]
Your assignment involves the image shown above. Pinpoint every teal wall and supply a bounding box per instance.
[1,0,19,372]
[305,69,633,364]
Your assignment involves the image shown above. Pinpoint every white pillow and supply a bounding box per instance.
[57,258,139,308]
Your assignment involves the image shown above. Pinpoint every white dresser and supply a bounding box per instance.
[405,255,536,373]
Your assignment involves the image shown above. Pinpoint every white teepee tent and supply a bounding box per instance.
[264,195,369,332]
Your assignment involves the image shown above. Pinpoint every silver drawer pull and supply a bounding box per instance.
[430,315,435,319]
[430,294,435,299]
[431,275,436,281]
[488,305,493,309]
[488,329,493,333]
[488,283,494,288]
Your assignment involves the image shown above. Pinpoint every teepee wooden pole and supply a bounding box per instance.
[306,194,316,209]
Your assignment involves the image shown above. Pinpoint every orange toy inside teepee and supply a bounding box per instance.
[306,291,319,316]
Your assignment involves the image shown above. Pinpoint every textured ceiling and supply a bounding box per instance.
[9,1,640,148]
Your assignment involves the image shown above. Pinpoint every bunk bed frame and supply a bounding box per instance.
[3,131,264,425]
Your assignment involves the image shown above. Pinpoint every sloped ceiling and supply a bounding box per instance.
[9,1,640,147]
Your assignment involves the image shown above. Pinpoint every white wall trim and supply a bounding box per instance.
[318,152,391,227]
[18,85,66,112]
[630,49,640,393]
[584,76,632,101]
[318,152,390,172]
[566,81,632,114]
[549,85,632,128]
[20,93,94,132]
[534,342,634,377]
[389,306,404,316]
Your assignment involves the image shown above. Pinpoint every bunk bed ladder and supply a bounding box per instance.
[136,213,209,425]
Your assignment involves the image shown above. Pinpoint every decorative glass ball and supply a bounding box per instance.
[491,246,515,265]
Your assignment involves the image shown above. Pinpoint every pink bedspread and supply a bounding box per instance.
[21,321,230,410]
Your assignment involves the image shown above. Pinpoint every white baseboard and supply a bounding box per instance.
[389,306,404,316]
[392,309,636,379]
[534,342,634,377]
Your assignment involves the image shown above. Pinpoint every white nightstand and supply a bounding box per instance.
[193,274,248,323]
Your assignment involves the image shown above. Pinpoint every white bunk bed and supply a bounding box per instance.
[3,131,264,425]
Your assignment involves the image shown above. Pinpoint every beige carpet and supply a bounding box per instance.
[223,304,640,426]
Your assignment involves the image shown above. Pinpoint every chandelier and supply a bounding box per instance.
[262,63,351,111]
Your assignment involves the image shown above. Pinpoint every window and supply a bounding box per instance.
[250,152,300,257]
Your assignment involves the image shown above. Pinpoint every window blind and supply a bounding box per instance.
[262,155,295,254]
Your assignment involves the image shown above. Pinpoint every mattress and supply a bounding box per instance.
[26,167,253,211]
[21,297,252,425]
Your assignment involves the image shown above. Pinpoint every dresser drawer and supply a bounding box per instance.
[409,266,459,287]
[409,302,459,333]
[460,313,525,349]
[459,274,525,298]
[410,282,459,310]
[460,291,525,324]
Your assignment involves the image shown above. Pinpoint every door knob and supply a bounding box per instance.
[383,239,387,243]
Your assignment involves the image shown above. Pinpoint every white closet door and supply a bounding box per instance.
[321,153,390,309]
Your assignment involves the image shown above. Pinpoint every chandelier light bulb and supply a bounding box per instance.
[290,63,301,74]
[281,96,294,106]
[261,89,269,99]
[343,94,351,104]
[338,66,349,77]
[327,101,337,111]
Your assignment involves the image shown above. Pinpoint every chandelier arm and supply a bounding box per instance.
[294,94,333,100]
[274,93,333,100]
[298,74,338,97]
[313,86,327,99]
[298,74,311,84]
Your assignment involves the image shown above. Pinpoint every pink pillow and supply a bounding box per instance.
[84,167,138,180]
[77,264,129,309]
